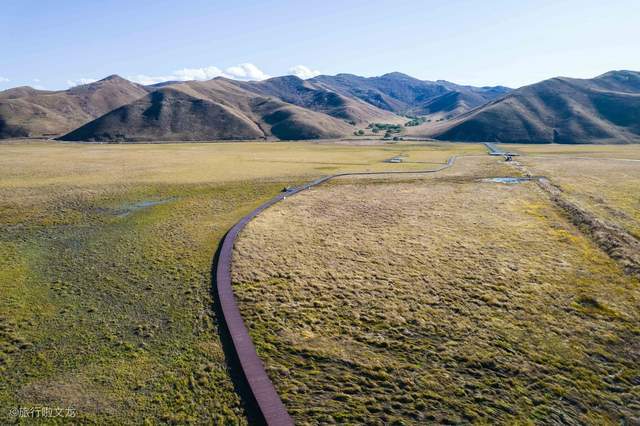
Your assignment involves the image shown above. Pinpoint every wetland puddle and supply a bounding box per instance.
[482,177,532,184]
[116,198,175,217]
[384,155,405,163]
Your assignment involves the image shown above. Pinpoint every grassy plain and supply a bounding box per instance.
[505,146,640,239]
[233,155,640,424]
[0,139,478,423]
[503,143,640,160]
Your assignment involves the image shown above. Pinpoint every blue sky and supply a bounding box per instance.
[2,0,639,90]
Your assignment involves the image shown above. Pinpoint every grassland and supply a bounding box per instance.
[504,145,640,240]
[503,143,640,160]
[0,139,480,423]
[232,155,640,424]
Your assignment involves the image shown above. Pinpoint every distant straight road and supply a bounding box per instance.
[484,142,506,155]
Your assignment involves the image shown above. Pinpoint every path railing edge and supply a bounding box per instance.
[214,156,457,425]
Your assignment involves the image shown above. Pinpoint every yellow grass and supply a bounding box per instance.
[0,138,476,424]
[516,156,640,239]
[502,143,640,160]
[233,155,640,424]
[3,139,638,423]
[0,140,482,188]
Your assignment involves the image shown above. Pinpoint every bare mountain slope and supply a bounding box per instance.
[4,72,510,142]
[0,75,149,138]
[229,76,403,124]
[11,70,639,143]
[61,79,354,141]
[310,72,509,116]
[422,70,640,143]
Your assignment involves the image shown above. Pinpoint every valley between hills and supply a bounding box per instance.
[2,70,640,144]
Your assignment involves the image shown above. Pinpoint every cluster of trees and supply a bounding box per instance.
[368,122,402,131]
[404,116,426,127]
[354,117,437,137]
[367,123,402,138]
[352,114,450,137]
[354,122,405,137]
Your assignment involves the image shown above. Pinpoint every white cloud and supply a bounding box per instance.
[67,78,98,87]
[0,76,9,83]
[289,65,321,79]
[173,66,224,81]
[127,63,270,86]
[126,74,175,86]
[224,63,270,81]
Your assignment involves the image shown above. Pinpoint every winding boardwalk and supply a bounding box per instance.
[214,156,457,425]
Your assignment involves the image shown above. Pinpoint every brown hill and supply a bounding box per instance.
[230,76,403,124]
[0,75,148,138]
[12,70,640,143]
[422,70,640,143]
[61,79,354,142]
[4,72,511,142]
[310,72,509,117]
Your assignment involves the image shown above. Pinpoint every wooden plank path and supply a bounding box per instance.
[214,156,457,425]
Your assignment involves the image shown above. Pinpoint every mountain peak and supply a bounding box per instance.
[381,72,415,80]
[268,74,305,84]
[597,69,639,78]
[99,74,129,83]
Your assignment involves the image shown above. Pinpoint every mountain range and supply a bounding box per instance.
[416,70,640,143]
[1,70,638,143]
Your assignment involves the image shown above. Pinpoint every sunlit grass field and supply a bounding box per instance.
[503,143,640,160]
[503,143,640,238]
[233,156,640,424]
[0,139,478,424]
[2,139,638,424]
[519,157,640,239]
